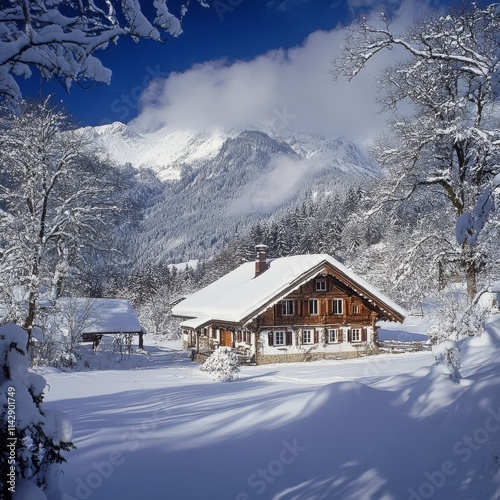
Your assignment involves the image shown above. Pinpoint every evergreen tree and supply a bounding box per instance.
[0,324,74,499]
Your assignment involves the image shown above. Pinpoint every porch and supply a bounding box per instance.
[183,325,254,358]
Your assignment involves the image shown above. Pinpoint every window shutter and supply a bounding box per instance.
[348,329,352,343]
[268,332,274,346]
[314,330,318,344]
[338,330,343,343]
[362,327,367,342]
[276,302,282,316]
[286,331,292,346]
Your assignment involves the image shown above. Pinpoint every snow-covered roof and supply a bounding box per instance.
[172,254,406,327]
[50,298,143,334]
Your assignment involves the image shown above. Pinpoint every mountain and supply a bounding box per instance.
[87,123,234,181]
[87,123,379,264]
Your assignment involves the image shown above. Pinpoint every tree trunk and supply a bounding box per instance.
[23,291,36,352]
[462,248,478,302]
[23,253,41,352]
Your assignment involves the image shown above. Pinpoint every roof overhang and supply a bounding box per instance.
[239,260,406,326]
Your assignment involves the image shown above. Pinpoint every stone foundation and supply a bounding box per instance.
[185,347,380,365]
[193,352,210,364]
[255,351,372,365]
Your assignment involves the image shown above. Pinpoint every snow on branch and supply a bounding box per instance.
[456,172,500,246]
[334,3,500,83]
[0,0,209,103]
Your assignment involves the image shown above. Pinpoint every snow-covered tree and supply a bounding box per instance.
[200,347,240,382]
[0,0,209,104]
[0,323,74,499]
[334,2,500,300]
[32,298,100,368]
[432,339,463,383]
[0,98,119,345]
[427,289,492,346]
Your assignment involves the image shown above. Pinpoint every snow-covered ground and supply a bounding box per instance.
[40,318,500,500]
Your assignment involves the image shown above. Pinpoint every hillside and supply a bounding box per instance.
[88,123,379,263]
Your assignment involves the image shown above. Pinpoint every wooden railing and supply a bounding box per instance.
[271,313,373,326]
[378,340,431,352]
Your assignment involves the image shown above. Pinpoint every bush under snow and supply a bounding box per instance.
[200,347,240,382]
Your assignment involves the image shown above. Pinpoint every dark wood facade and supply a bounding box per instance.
[260,274,379,329]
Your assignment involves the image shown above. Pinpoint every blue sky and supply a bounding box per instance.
[19,0,452,137]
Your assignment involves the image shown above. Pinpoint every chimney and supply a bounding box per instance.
[255,244,268,277]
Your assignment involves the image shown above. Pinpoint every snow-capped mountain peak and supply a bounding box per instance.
[87,123,378,182]
[87,124,240,181]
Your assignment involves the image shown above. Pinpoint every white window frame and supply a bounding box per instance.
[332,299,343,315]
[328,329,339,343]
[281,299,294,316]
[352,304,360,314]
[309,299,319,316]
[316,279,327,292]
[302,329,313,345]
[351,328,361,342]
[274,331,285,346]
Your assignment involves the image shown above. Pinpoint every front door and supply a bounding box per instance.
[221,330,232,347]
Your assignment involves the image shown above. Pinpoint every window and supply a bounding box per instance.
[302,330,313,344]
[351,329,361,342]
[274,331,284,346]
[269,331,292,347]
[352,305,360,314]
[332,299,343,315]
[316,279,327,291]
[328,329,339,343]
[281,299,294,316]
[309,299,319,315]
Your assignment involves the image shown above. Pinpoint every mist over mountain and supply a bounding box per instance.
[89,123,379,264]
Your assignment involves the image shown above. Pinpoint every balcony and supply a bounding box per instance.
[271,313,373,326]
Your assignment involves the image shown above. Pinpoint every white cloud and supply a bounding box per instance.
[228,155,328,215]
[132,0,439,141]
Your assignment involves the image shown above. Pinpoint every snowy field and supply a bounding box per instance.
[40,319,500,500]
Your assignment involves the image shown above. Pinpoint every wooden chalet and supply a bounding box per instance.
[171,245,406,364]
